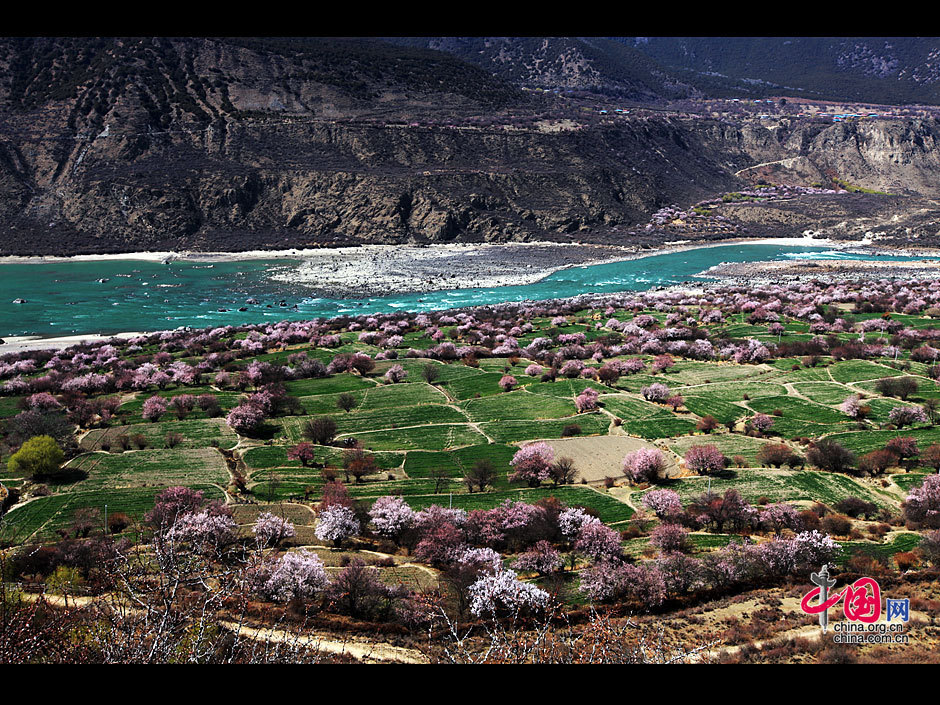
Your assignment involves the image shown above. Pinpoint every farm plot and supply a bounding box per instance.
[660,469,895,508]
[746,396,847,423]
[339,424,488,452]
[674,380,788,401]
[479,413,610,444]
[403,444,518,482]
[356,382,450,409]
[65,448,230,492]
[230,503,316,528]
[892,473,929,493]
[682,396,745,425]
[276,404,465,442]
[241,444,404,473]
[371,358,481,383]
[850,377,932,400]
[119,389,242,424]
[284,374,375,397]
[80,418,238,451]
[667,434,774,467]
[622,416,697,439]
[545,435,679,482]
[791,382,857,406]
[461,390,577,422]
[524,379,608,399]
[772,365,835,383]
[862,397,920,424]
[611,374,667,394]
[824,427,940,457]
[600,395,672,421]
[446,372,538,400]
[0,485,226,543]
[399,486,634,525]
[837,533,922,566]
[667,361,771,386]
[829,360,903,384]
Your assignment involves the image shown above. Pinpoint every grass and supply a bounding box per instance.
[658,469,894,508]
[80,418,239,451]
[337,424,488,452]
[668,434,773,466]
[479,414,610,444]
[0,485,225,543]
[398,486,634,524]
[460,390,577,422]
[65,448,230,492]
[682,396,745,425]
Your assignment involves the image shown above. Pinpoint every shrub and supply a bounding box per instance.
[819,515,852,536]
[807,440,855,474]
[142,396,167,422]
[7,435,65,479]
[622,447,667,484]
[684,444,726,475]
[303,417,338,445]
[336,393,357,413]
[226,404,266,436]
[696,415,719,433]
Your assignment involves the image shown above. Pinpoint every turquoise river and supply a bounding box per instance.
[0,243,932,338]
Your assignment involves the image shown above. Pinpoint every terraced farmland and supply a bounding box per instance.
[4,283,940,589]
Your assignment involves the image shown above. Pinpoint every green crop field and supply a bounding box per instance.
[7,285,940,615]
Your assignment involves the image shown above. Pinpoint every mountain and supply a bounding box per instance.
[385,37,700,100]
[1,36,940,256]
[625,37,940,105]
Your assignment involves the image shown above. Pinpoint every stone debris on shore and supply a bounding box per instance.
[268,242,649,297]
[699,257,940,287]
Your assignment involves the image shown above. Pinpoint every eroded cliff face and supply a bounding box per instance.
[1,37,940,255]
[802,119,940,195]
[0,114,762,254]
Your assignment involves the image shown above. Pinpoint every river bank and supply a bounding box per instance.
[0,236,857,299]
[3,237,939,300]
[700,257,940,287]
[2,238,938,351]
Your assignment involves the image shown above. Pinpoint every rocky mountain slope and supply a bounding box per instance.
[386,37,700,100]
[627,37,940,105]
[1,37,940,255]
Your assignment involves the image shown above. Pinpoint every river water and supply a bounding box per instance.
[0,243,930,338]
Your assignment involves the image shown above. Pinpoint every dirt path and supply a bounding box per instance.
[12,590,429,664]
[218,621,429,663]
[734,156,804,177]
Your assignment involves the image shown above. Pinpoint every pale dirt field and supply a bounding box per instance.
[545,435,679,483]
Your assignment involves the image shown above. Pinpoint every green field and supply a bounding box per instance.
[6,297,940,568]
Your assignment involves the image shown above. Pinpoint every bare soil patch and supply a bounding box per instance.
[546,435,678,483]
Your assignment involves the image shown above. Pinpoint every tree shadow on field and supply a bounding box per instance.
[41,467,89,486]
[248,422,281,441]
[657,468,739,487]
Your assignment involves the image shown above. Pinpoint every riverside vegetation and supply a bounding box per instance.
[4,277,940,662]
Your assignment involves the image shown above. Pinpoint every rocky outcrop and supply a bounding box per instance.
[1,37,940,255]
